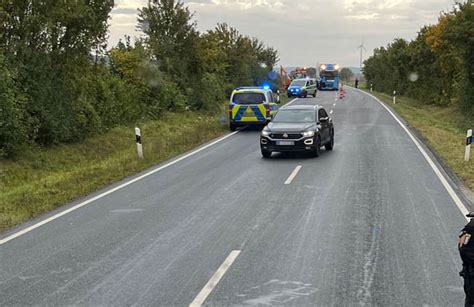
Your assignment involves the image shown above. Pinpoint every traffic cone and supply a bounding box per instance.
[339,83,345,99]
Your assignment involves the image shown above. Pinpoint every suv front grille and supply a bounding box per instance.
[270,133,302,139]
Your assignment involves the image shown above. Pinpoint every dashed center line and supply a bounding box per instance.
[330,110,334,114]
[189,250,241,307]
[284,165,302,185]
[333,102,336,106]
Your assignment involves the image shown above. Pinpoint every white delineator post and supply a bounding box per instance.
[393,90,396,104]
[465,129,472,162]
[370,84,373,92]
[135,127,143,158]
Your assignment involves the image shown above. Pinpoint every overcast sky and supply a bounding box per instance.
[108,0,457,67]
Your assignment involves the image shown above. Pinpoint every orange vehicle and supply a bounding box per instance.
[280,66,309,92]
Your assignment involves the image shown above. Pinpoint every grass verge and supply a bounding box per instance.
[364,89,473,190]
[0,111,228,232]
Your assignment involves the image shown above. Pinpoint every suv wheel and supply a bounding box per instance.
[230,123,236,131]
[261,148,272,158]
[325,133,334,151]
[312,138,320,157]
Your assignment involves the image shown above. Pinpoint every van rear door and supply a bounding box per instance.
[230,92,267,123]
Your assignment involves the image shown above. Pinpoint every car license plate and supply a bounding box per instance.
[277,141,294,146]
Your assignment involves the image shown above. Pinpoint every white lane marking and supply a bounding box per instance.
[284,165,302,185]
[333,103,336,106]
[354,87,470,221]
[0,131,239,246]
[189,250,241,307]
[330,110,334,114]
[285,98,299,106]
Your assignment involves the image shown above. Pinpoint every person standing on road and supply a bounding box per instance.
[459,212,474,306]
[354,78,359,89]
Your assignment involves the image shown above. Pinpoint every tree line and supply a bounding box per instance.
[0,0,278,158]
[363,2,473,114]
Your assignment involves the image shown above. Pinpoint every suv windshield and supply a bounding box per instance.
[273,110,315,123]
[290,80,306,87]
[232,93,265,104]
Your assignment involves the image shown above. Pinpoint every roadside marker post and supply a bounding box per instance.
[370,84,373,92]
[135,127,143,159]
[393,90,396,104]
[465,129,472,162]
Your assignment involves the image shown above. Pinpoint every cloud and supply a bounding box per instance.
[111,7,139,15]
[108,0,456,67]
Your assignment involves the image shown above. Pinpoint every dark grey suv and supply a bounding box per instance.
[260,105,334,158]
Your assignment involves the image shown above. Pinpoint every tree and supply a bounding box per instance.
[339,68,354,83]
[138,0,199,83]
[202,23,279,87]
[0,0,114,145]
[306,67,317,78]
[0,0,281,157]
[0,53,29,157]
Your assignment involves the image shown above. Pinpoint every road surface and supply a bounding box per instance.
[0,88,469,305]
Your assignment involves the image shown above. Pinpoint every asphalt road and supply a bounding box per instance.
[0,88,470,306]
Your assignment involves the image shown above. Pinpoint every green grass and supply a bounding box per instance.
[279,93,291,105]
[0,110,229,232]
[366,90,473,190]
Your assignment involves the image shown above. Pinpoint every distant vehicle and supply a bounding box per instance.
[229,87,280,131]
[260,104,334,158]
[318,64,340,91]
[287,78,317,98]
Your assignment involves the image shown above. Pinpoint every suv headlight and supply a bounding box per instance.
[261,129,271,137]
[302,130,314,137]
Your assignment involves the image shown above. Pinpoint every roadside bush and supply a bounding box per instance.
[0,56,29,157]
[148,77,187,117]
[91,73,144,128]
[192,73,226,110]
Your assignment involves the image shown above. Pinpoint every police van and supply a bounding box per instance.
[229,87,280,131]
[287,78,317,98]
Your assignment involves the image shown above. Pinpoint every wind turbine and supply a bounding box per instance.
[358,38,367,70]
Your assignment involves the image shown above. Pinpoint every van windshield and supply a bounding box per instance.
[232,93,265,104]
[290,80,306,87]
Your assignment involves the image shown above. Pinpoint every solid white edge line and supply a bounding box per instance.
[0,131,240,246]
[353,87,470,221]
[189,250,241,307]
[284,165,302,185]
